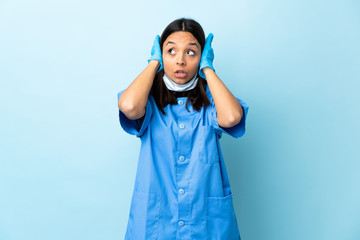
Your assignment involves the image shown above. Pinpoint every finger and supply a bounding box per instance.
[154,35,160,44]
[156,35,162,53]
[205,33,214,45]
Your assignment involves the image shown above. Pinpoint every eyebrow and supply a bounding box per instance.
[166,41,199,50]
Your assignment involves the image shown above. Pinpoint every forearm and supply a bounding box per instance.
[118,60,160,120]
[203,67,243,128]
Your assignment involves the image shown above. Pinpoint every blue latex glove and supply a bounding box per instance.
[147,35,163,72]
[199,33,215,79]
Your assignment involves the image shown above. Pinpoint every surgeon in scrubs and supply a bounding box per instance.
[117,17,249,240]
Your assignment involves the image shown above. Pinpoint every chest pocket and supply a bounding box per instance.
[195,125,220,165]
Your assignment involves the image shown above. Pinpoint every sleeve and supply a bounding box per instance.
[210,95,249,139]
[117,90,153,138]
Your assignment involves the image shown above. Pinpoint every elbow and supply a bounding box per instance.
[118,100,145,120]
[226,114,242,128]
[217,102,244,128]
[217,111,243,128]
[228,105,244,127]
[229,112,242,126]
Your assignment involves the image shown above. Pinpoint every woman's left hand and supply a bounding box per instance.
[199,33,215,79]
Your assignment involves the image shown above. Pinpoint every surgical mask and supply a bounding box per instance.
[163,72,198,92]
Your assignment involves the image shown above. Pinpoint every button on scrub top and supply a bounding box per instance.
[117,84,249,240]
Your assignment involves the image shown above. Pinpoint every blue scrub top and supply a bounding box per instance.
[117,84,249,240]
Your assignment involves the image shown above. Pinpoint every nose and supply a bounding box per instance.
[176,52,185,65]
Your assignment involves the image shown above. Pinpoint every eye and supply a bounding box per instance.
[188,50,195,56]
[168,49,175,54]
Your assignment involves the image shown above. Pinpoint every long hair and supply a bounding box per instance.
[150,18,210,114]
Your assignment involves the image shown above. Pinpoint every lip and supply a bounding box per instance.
[174,69,187,79]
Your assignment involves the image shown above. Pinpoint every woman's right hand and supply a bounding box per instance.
[147,35,163,72]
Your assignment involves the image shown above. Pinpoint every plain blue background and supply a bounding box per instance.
[1,0,359,239]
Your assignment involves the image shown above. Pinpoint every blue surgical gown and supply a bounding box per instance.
[117,84,249,240]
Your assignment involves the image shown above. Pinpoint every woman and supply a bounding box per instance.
[117,17,249,240]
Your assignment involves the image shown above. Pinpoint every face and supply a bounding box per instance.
[162,31,201,84]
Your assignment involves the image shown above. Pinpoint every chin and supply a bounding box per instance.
[174,78,190,85]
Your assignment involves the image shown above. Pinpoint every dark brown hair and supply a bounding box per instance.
[150,18,210,114]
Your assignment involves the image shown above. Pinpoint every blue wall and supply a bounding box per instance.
[1,0,359,239]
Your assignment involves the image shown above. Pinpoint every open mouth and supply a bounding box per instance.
[174,70,187,79]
